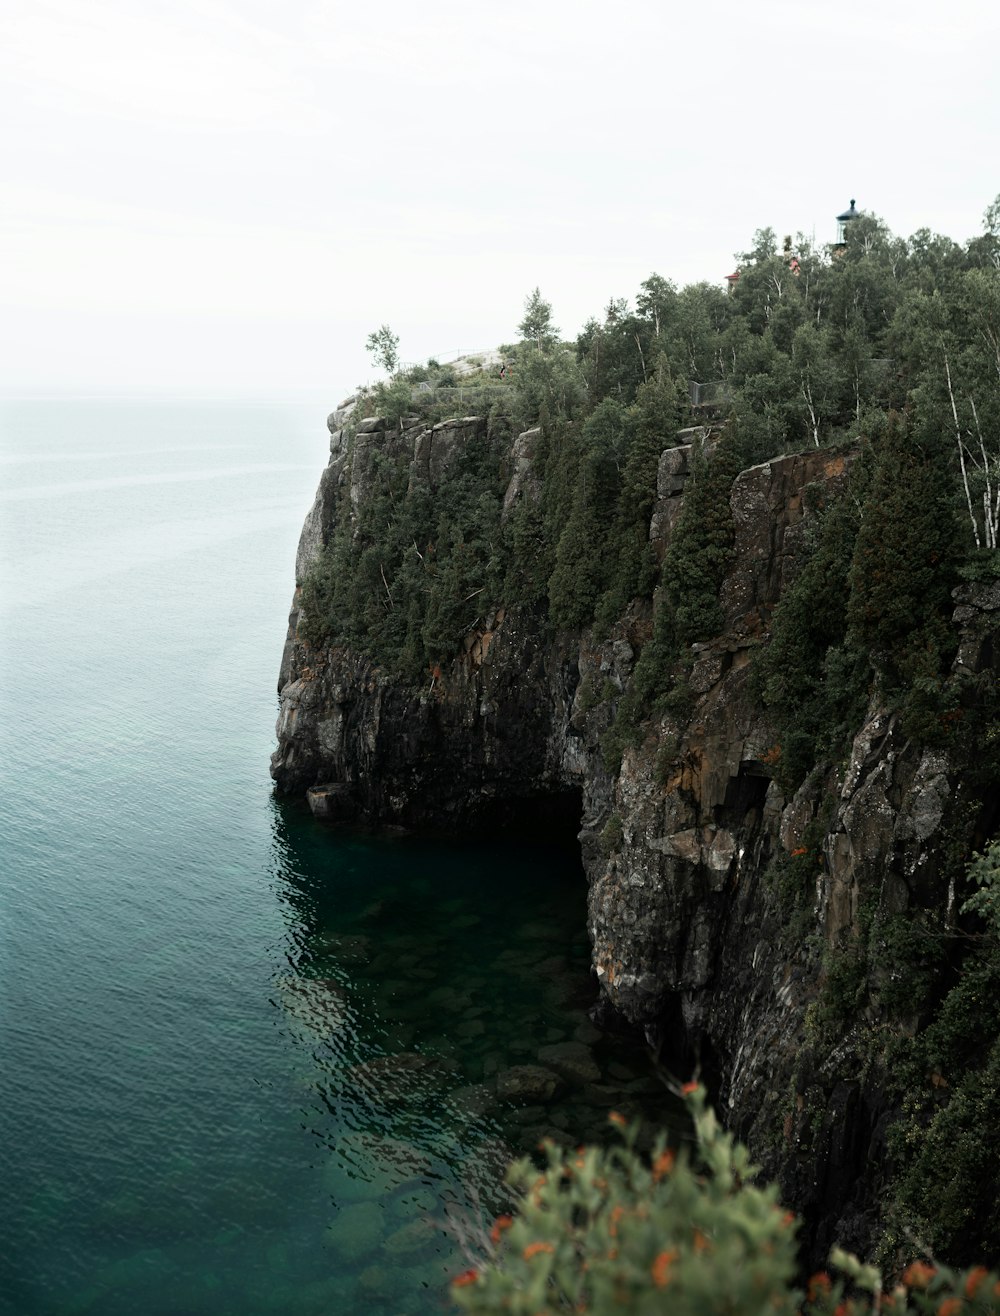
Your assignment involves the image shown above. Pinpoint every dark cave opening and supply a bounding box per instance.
[464,785,585,847]
[716,761,772,830]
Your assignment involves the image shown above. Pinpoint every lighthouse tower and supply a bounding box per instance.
[834,198,860,253]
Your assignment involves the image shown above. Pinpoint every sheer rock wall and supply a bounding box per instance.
[271,406,1000,1261]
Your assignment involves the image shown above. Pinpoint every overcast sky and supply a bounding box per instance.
[2,0,997,400]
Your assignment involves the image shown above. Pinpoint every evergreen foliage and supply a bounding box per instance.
[296,203,1000,1281]
[518,288,559,351]
[753,405,964,788]
[661,426,746,646]
[593,368,682,631]
[847,415,958,674]
[547,400,626,629]
[299,417,505,681]
[885,842,1000,1263]
[752,447,871,791]
[303,198,1000,724]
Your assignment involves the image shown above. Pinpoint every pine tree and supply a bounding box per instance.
[518,288,559,350]
[847,412,960,738]
[847,414,958,677]
[547,402,625,629]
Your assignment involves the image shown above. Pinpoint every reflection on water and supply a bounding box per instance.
[266,799,684,1312]
[2,778,682,1316]
[0,399,682,1316]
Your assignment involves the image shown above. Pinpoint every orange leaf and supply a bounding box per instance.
[522,1241,555,1261]
[902,1262,936,1289]
[652,1149,676,1181]
[651,1248,678,1289]
[808,1272,832,1301]
[489,1214,513,1244]
[964,1267,988,1300]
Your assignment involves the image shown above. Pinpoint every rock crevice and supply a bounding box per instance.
[272,411,1000,1261]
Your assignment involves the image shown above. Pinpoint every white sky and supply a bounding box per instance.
[2,0,997,399]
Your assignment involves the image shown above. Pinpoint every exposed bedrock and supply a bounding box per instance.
[272,406,1000,1262]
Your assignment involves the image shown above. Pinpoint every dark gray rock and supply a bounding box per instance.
[536,1041,601,1085]
[306,782,358,821]
[382,1217,437,1259]
[495,1065,566,1104]
[273,415,1000,1267]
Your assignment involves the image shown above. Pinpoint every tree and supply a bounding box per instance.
[518,288,559,350]
[792,322,841,446]
[661,427,746,646]
[636,273,677,339]
[577,307,649,404]
[547,400,624,629]
[365,324,400,375]
[594,370,681,629]
[752,454,873,790]
[968,194,1000,270]
[846,412,959,740]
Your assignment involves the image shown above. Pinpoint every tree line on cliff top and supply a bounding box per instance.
[300,198,1000,1283]
[302,195,999,715]
[301,199,1000,799]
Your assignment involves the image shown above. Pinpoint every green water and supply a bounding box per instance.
[0,398,676,1315]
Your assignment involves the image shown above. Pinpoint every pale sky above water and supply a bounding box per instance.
[2,0,998,400]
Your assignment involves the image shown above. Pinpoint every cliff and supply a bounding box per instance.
[272,403,1000,1265]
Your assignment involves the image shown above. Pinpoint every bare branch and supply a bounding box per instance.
[379,562,394,608]
[945,352,981,549]
[633,333,647,385]
[800,379,820,447]
[970,395,999,549]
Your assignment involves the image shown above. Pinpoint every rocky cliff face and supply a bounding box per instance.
[272,404,1000,1263]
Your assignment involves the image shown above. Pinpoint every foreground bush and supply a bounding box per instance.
[452,1084,1000,1315]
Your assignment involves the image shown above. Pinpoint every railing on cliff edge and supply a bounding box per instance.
[688,379,732,410]
[409,381,512,407]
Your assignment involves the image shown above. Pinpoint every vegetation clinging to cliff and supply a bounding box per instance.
[882,840,1000,1264]
[296,202,1000,1271]
[302,198,999,698]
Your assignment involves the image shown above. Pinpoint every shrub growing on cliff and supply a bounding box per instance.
[452,1084,1000,1315]
[300,419,506,675]
[593,368,682,631]
[847,411,961,739]
[600,425,746,764]
[547,400,625,629]
[660,425,747,647]
[752,454,873,792]
[885,841,1000,1265]
[372,376,416,427]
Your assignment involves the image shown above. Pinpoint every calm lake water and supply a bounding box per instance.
[0,397,675,1315]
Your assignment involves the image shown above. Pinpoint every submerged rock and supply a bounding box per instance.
[536,1040,601,1085]
[382,1217,438,1259]
[495,1065,566,1104]
[273,976,351,1039]
[326,1200,384,1263]
[273,412,1000,1265]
